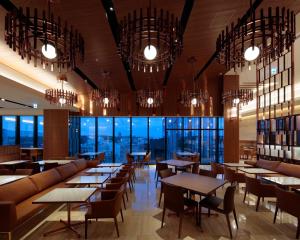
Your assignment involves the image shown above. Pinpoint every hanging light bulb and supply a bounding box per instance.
[41,44,57,59]
[144,45,157,60]
[147,97,154,105]
[59,98,66,105]
[191,97,197,105]
[233,98,240,105]
[103,97,109,105]
[244,46,260,61]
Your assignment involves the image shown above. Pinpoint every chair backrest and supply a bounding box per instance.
[163,183,185,213]
[224,167,236,182]
[276,187,300,217]
[99,152,105,161]
[44,162,59,171]
[156,162,168,172]
[126,153,134,164]
[211,162,224,175]
[25,162,40,174]
[191,153,200,163]
[223,185,236,213]
[0,169,12,175]
[15,169,33,175]
[199,169,217,178]
[158,168,174,179]
[245,176,261,195]
[192,163,199,174]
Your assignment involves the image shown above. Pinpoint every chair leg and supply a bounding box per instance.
[243,190,247,203]
[120,209,124,222]
[256,197,261,212]
[122,195,126,209]
[85,218,88,239]
[159,188,163,207]
[125,189,129,201]
[233,209,238,228]
[161,206,166,228]
[178,213,183,239]
[226,214,233,239]
[273,206,278,224]
[297,218,300,239]
[114,217,120,238]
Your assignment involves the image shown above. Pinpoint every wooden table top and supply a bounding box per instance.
[160,159,196,167]
[79,152,103,156]
[98,163,123,167]
[66,175,109,185]
[223,163,252,168]
[239,168,278,175]
[199,165,211,171]
[161,172,226,195]
[0,160,28,165]
[0,175,27,186]
[33,188,97,204]
[37,160,73,165]
[262,176,300,186]
[176,151,198,157]
[86,167,119,174]
[130,152,148,156]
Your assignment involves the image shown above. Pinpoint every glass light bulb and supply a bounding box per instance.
[233,98,240,105]
[147,97,154,105]
[144,45,157,60]
[191,98,197,105]
[59,98,66,105]
[41,44,57,59]
[103,97,109,104]
[244,46,260,61]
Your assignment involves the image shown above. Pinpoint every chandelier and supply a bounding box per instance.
[222,89,254,107]
[4,0,84,71]
[216,2,295,70]
[137,89,163,108]
[180,57,209,107]
[90,89,120,109]
[118,0,183,73]
[45,74,78,105]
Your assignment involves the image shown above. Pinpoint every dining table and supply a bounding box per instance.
[21,147,43,161]
[97,163,123,168]
[262,176,300,188]
[239,167,278,178]
[0,160,29,170]
[86,167,119,176]
[37,160,74,165]
[160,159,196,172]
[65,175,109,188]
[0,175,28,186]
[79,151,104,160]
[176,151,198,157]
[223,162,253,170]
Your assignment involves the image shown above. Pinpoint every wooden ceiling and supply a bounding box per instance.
[6,0,300,97]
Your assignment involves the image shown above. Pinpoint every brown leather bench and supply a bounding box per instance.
[0,159,91,239]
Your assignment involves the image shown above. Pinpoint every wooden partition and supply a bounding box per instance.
[223,75,240,163]
[0,145,20,162]
[43,109,69,160]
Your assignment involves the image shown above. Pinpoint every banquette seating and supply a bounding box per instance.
[0,159,92,238]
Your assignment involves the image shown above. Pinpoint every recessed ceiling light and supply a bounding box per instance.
[33,103,38,109]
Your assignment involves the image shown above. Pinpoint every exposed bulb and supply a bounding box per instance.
[59,98,66,105]
[144,45,157,60]
[191,98,197,105]
[244,46,260,61]
[233,98,240,105]
[41,44,57,59]
[147,97,154,105]
[103,97,109,104]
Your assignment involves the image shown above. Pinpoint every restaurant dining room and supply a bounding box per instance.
[1,0,300,239]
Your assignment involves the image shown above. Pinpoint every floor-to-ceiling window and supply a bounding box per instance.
[114,117,130,163]
[149,117,165,160]
[131,117,148,153]
[166,117,183,159]
[2,116,16,145]
[80,117,96,153]
[20,116,34,147]
[183,117,200,153]
[98,117,113,162]
[37,116,44,148]
[201,118,218,164]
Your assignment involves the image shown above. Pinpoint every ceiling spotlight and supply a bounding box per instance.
[147,97,154,105]
[191,97,197,105]
[244,46,260,61]
[144,45,157,61]
[41,44,57,59]
[1,98,5,102]
[33,103,38,109]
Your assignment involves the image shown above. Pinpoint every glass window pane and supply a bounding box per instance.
[98,117,113,162]
[201,130,217,164]
[202,117,216,129]
[184,117,200,129]
[166,117,182,129]
[69,116,80,157]
[149,117,165,160]
[37,116,44,148]
[80,117,96,153]
[20,116,34,147]
[218,130,224,163]
[114,117,130,163]
[2,116,16,145]
[218,117,224,129]
[183,130,199,153]
[166,130,183,159]
[132,117,148,153]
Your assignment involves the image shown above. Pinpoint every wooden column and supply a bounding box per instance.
[223,75,239,163]
[43,109,69,159]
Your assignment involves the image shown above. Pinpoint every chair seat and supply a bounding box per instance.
[184,197,198,208]
[199,195,222,209]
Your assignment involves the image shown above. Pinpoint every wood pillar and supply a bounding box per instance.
[43,109,69,159]
[223,75,240,163]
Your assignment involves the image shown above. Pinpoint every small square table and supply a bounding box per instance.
[86,167,119,176]
[0,160,28,166]
[239,167,278,178]
[0,175,27,186]
[33,188,97,237]
[223,162,253,169]
[66,175,109,187]
[176,151,197,157]
[97,163,123,168]
[160,159,196,168]
[262,176,300,188]
[37,160,73,165]
[199,165,211,171]
[79,151,104,160]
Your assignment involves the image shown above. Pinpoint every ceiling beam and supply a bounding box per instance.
[0,0,99,91]
[193,0,264,81]
[163,0,195,86]
[101,0,136,91]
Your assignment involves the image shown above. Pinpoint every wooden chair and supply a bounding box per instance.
[117,169,134,192]
[211,162,224,178]
[155,163,169,187]
[105,182,127,210]
[14,169,33,175]
[191,163,199,174]
[199,185,238,239]
[85,190,123,239]
[109,177,129,201]
[224,167,245,186]
[158,169,175,207]
[274,187,300,239]
[25,162,40,174]
[141,152,151,168]
[44,162,59,171]
[199,169,217,178]
[161,183,198,238]
[154,157,163,179]
[243,176,276,211]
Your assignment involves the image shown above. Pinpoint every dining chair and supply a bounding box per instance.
[105,182,127,209]
[141,152,151,168]
[211,162,224,179]
[191,162,200,174]
[117,169,134,192]
[44,162,59,171]
[243,176,276,211]
[0,169,12,175]
[273,187,300,239]
[109,177,129,201]
[199,169,217,178]
[85,190,123,239]
[126,153,134,165]
[199,185,238,239]
[161,183,198,238]
[224,167,245,186]
[155,163,169,187]
[14,169,33,175]
[158,168,176,207]
[25,162,40,174]
[154,157,163,179]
